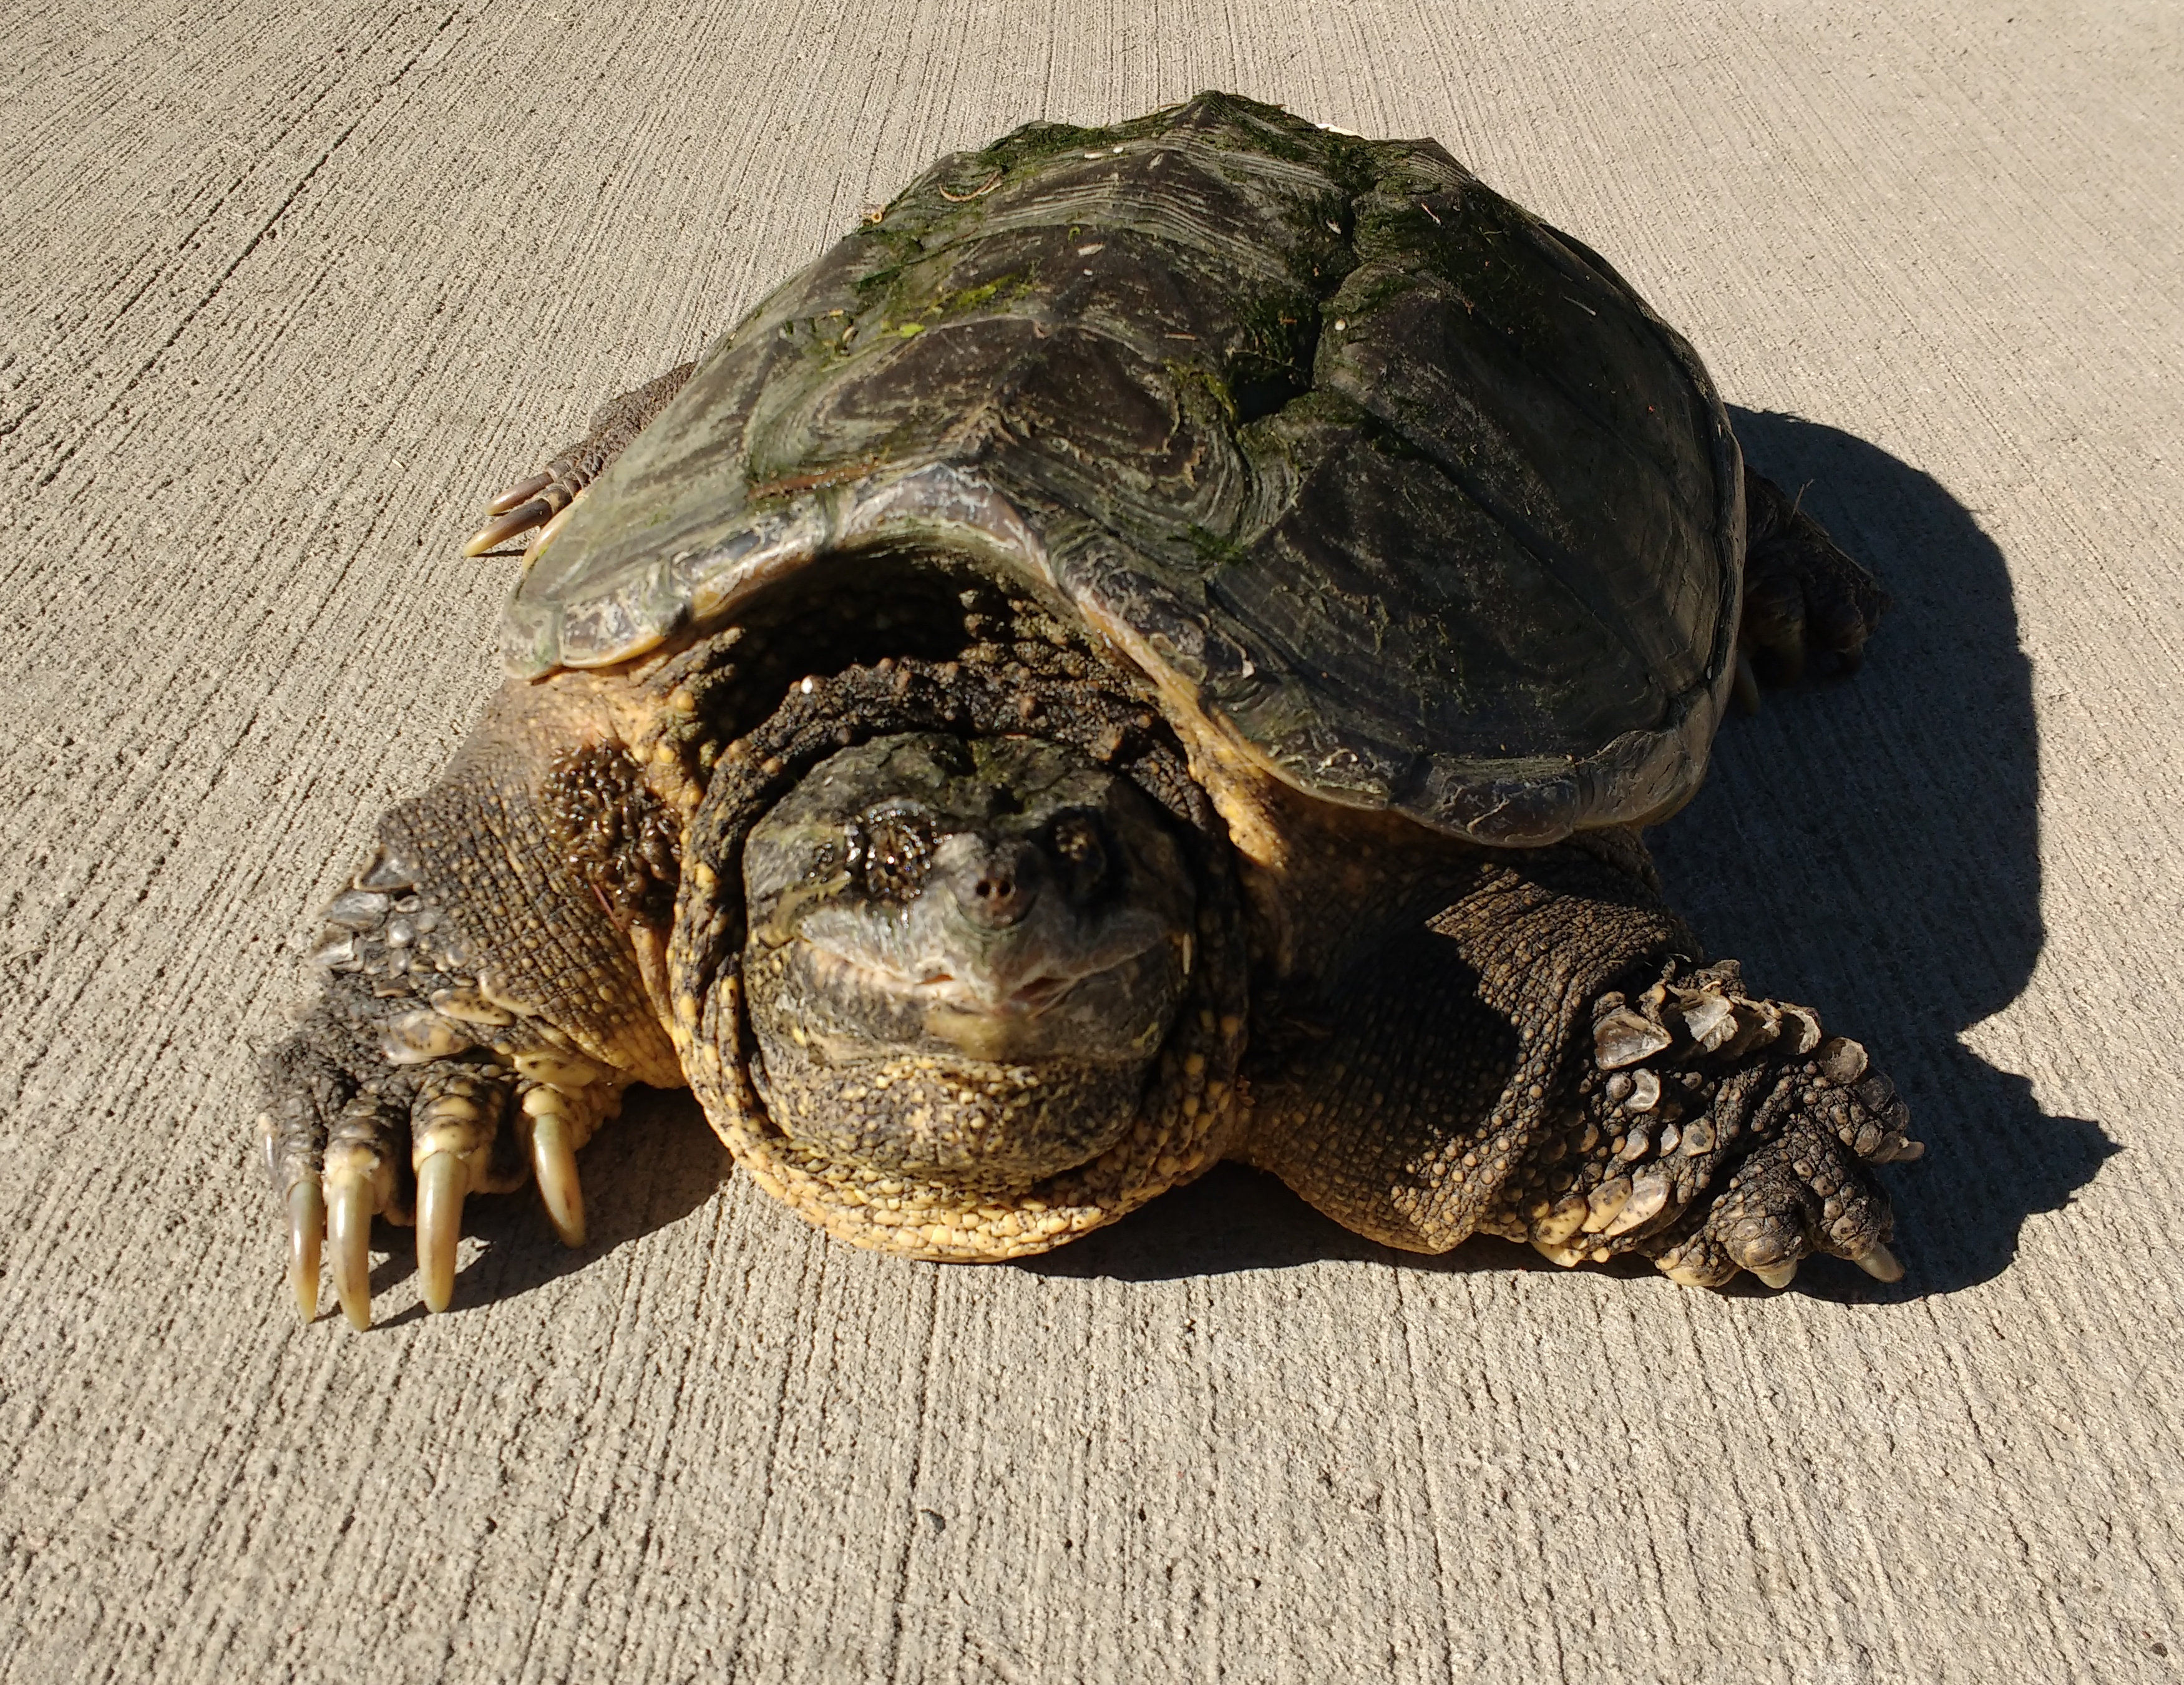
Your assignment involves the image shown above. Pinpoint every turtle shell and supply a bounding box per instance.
[506,92,1744,846]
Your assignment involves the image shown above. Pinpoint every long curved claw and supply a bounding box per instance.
[530,1111,587,1248]
[487,472,552,516]
[1816,599,1870,671]
[462,497,553,557]
[416,1152,466,1313]
[520,497,578,569]
[1852,1242,1904,1282]
[286,1181,324,1322]
[326,1173,376,1331]
[1732,652,1762,716]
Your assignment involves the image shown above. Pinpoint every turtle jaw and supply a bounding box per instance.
[741,935,1188,1187]
[792,928,1181,1057]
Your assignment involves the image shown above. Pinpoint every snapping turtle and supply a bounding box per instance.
[259,92,1918,1329]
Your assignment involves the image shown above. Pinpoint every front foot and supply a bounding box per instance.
[258,846,623,1328]
[1517,959,1923,1291]
[462,361,696,558]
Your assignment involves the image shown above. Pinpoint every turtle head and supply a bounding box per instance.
[738,733,1197,1186]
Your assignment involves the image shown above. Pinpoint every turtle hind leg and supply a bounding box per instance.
[1736,464,1891,706]
[462,359,697,557]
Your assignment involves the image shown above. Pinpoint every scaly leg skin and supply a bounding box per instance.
[256,677,685,1328]
[1244,838,1920,1290]
[257,844,633,1327]
[1242,838,1690,1255]
[1734,466,1891,711]
[462,361,698,557]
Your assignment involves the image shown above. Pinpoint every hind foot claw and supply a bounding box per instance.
[461,361,696,558]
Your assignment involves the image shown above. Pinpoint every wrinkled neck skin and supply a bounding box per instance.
[1204,754,1490,989]
[1224,770,1666,1006]
[738,732,1197,1189]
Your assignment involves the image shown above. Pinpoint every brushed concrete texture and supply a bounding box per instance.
[1,1,2178,1680]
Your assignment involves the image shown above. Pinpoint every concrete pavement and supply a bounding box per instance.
[2,1,2179,1679]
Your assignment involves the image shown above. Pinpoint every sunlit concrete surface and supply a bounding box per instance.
[1,2,2178,1679]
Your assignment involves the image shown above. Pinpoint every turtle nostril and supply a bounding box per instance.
[958,844,1040,926]
[970,872,1025,923]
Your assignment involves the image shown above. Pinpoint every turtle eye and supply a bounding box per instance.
[1047,812,1109,901]
[856,809,935,901]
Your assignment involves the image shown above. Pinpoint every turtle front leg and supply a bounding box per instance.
[258,849,632,1327]
[257,681,685,1327]
[462,359,696,557]
[1735,465,1890,708]
[1540,960,1921,1287]
[1242,840,1921,1290]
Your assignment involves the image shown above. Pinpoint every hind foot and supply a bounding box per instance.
[1735,465,1891,709]
[1516,958,1921,1289]
[462,360,696,558]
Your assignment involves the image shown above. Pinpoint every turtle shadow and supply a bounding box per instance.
[1033,411,2115,1297]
